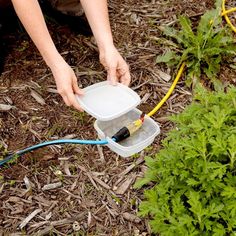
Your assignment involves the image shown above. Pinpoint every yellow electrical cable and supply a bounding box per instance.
[135,0,235,126]
[222,7,236,16]
[133,62,185,127]
[222,0,236,33]
[147,62,186,117]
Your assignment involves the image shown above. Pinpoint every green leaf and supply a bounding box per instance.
[163,26,184,45]
[186,178,199,187]
[179,16,195,41]
[221,186,236,199]
[156,50,178,64]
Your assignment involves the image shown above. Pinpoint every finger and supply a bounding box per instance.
[107,66,118,85]
[120,70,131,86]
[118,65,131,86]
[67,92,84,112]
[72,77,84,95]
[62,93,70,106]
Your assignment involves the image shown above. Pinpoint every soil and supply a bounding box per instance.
[0,0,235,235]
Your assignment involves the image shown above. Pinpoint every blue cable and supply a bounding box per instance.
[0,139,109,167]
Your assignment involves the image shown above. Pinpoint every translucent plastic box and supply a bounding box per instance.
[94,109,160,157]
[77,81,160,157]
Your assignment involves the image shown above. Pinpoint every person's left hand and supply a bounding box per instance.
[99,45,131,86]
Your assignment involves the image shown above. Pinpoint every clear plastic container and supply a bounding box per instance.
[76,81,140,121]
[94,108,160,157]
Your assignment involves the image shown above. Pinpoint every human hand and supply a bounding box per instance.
[99,45,131,86]
[50,59,84,111]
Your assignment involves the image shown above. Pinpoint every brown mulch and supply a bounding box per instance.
[0,0,235,235]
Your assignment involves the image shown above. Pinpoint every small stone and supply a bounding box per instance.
[73,221,81,231]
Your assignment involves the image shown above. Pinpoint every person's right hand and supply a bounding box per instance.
[50,59,84,111]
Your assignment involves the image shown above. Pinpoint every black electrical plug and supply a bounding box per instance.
[112,126,130,142]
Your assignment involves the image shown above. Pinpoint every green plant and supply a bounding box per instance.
[70,108,88,124]
[156,0,236,85]
[135,86,236,235]
[0,143,8,161]
[46,123,64,138]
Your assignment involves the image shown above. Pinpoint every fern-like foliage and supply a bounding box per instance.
[135,86,236,235]
[156,0,236,85]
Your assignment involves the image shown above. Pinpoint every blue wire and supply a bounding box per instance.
[0,139,109,167]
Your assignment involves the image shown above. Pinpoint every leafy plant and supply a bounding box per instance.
[135,86,236,235]
[156,0,236,85]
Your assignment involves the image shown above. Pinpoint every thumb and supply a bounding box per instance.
[107,66,117,85]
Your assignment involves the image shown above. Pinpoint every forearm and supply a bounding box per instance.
[11,0,85,111]
[11,0,63,69]
[80,0,114,52]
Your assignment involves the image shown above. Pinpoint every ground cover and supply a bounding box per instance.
[0,0,235,235]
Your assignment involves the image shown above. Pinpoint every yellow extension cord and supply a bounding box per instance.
[147,62,186,117]
[142,0,236,121]
[222,0,236,33]
[134,62,186,126]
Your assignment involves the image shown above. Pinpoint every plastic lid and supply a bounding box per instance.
[76,81,140,121]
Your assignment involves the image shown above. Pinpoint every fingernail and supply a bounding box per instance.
[77,91,84,96]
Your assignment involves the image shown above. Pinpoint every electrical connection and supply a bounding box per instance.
[111,112,145,142]
[111,62,186,141]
